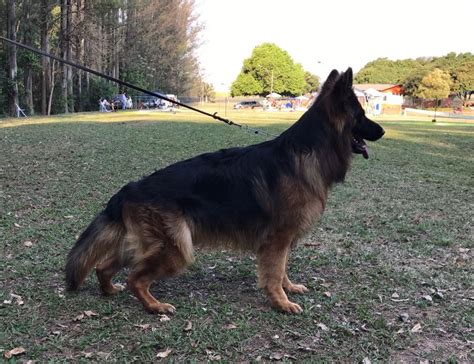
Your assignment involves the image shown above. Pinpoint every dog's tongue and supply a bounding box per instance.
[362,145,369,159]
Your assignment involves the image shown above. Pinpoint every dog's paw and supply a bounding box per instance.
[276,300,303,314]
[101,283,125,295]
[146,302,176,315]
[285,283,309,294]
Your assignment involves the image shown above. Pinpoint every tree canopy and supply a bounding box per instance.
[416,68,452,100]
[230,43,312,97]
[355,53,474,101]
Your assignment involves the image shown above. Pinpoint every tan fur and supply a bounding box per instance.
[165,216,195,265]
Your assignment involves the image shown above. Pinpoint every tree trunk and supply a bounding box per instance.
[75,0,84,111]
[41,0,51,115]
[60,0,69,113]
[66,0,74,112]
[48,58,57,116]
[23,0,35,115]
[83,0,90,97]
[7,0,19,117]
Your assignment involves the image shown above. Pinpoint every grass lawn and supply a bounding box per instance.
[1,108,473,362]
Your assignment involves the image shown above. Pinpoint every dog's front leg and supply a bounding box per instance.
[283,249,308,294]
[257,238,303,313]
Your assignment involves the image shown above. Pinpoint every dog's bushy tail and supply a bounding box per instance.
[65,212,125,291]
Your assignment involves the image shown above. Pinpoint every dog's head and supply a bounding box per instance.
[320,68,385,159]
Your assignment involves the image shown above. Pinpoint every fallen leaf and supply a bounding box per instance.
[399,313,410,322]
[391,292,400,299]
[83,352,93,358]
[134,324,151,330]
[4,347,26,359]
[317,323,329,331]
[156,348,172,358]
[84,310,98,317]
[410,323,422,333]
[422,295,433,302]
[269,352,284,360]
[23,241,33,247]
[14,223,21,228]
[4,293,24,305]
[323,291,332,298]
[12,293,24,305]
[224,323,237,329]
[97,351,111,360]
[159,315,171,322]
[184,321,193,332]
[207,352,222,361]
[73,313,85,321]
[362,357,371,364]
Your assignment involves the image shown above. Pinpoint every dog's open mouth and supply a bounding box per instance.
[352,136,369,159]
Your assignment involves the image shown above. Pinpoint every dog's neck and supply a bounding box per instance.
[278,109,353,186]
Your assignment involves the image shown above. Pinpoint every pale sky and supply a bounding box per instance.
[195,0,474,91]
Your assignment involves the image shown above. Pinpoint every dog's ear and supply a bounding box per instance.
[319,69,340,96]
[343,67,353,89]
[333,67,354,99]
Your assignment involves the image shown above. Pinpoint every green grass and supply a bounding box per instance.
[1,108,473,362]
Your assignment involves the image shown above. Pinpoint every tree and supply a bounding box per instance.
[231,43,306,96]
[199,82,215,103]
[303,71,319,93]
[416,68,451,100]
[355,57,424,84]
[231,73,262,97]
[6,0,19,116]
[450,59,474,105]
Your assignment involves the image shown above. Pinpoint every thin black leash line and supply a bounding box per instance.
[0,36,276,138]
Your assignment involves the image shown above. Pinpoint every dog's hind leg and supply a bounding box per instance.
[96,255,125,295]
[127,241,190,314]
[128,216,193,315]
[282,249,308,294]
[257,234,303,313]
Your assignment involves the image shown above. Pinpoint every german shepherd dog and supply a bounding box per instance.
[66,68,384,314]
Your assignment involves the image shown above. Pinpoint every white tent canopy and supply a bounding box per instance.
[364,88,384,97]
[353,88,365,97]
[266,92,282,98]
[295,95,309,100]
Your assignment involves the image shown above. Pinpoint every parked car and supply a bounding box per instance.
[233,100,263,109]
[139,96,161,109]
[138,93,179,109]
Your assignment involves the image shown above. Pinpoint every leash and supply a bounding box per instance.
[0,36,275,138]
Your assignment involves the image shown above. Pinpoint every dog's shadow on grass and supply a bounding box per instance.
[152,262,269,312]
